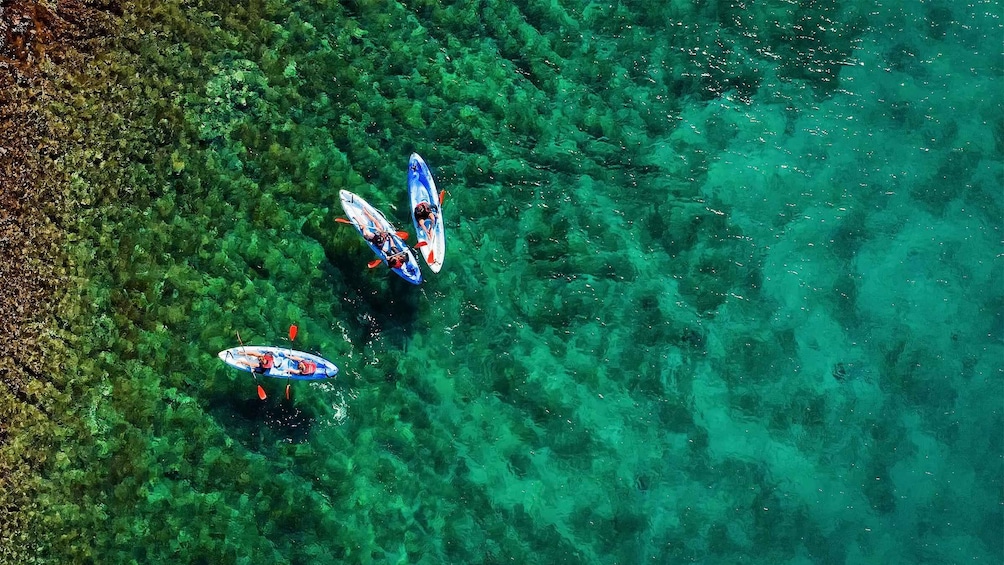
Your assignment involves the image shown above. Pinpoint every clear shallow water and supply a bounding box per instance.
[29,0,1002,563]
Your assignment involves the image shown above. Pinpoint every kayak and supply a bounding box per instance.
[218,345,339,380]
[339,189,423,285]
[407,153,445,273]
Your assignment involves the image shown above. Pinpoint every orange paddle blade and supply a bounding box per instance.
[414,241,428,248]
[428,250,436,264]
[396,230,409,240]
[335,217,353,224]
[368,259,382,268]
[285,384,291,400]
[257,385,267,400]
[439,191,446,205]
[289,324,298,341]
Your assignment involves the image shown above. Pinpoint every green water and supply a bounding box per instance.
[13,0,1003,563]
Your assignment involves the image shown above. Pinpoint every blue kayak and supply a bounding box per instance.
[339,189,422,285]
[408,153,445,273]
[218,345,339,380]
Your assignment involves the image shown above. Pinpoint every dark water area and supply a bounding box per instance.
[1,0,1001,563]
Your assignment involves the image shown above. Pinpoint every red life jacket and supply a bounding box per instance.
[299,360,317,375]
[261,354,274,369]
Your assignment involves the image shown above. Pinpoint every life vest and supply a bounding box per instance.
[261,354,274,369]
[299,360,317,375]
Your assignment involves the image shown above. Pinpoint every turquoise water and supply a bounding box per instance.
[29,0,1002,563]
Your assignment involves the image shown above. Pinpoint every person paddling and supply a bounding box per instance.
[387,252,406,270]
[288,357,318,377]
[363,228,393,254]
[239,351,275,374]
[413,201,438,238]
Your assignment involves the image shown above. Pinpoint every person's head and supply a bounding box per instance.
[389,255,404,269]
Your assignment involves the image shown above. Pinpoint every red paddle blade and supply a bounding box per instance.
[257,385,267,400]
[415,241,428,248]
[368,259,382,268]
[335,217,353,224]
[289,324,298,341]
[439,191,446,205]
[428,250,436,264]
[396,230,409,240]
[285,384,291,400]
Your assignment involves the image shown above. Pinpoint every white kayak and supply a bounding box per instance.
[218,345,339,380]
[339,189,423,285]
[407,153,445,273]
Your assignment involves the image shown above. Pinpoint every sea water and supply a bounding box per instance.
[28,0,1002,563]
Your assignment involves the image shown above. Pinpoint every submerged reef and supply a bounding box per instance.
[0,0,122,561]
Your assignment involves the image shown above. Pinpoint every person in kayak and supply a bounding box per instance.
[413,201,438,237]
[387,252,406,270]
[288,356,318,376]
[239,351,275,374]
[359,207,398,255]
[363,228,393,254]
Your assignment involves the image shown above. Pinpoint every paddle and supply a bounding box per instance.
[439,191,446,205]
[335,217,354,225]
[237,330,267,400]
[285,324,298,400]
[414,240,434,264]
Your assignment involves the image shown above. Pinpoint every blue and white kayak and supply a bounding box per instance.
[218,345,339,380]
[407,153,445,273]
[339,189,423,285]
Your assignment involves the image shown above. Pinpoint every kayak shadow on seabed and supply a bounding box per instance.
[321,257,422,346]
[213,393,317,447]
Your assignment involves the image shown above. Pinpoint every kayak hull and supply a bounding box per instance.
[339,189,423,285]
[218,346,339,380]
[408,153,445,273]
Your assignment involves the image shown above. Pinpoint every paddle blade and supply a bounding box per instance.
[368,259,382,268]
[257,385,267,400]
[439,191,446,205]
[289,324,298,341]
[335,217,353,224]
[428,250,436,264]
[285,384,291,400]
[414,241,428,248]
[396,230,409,240]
